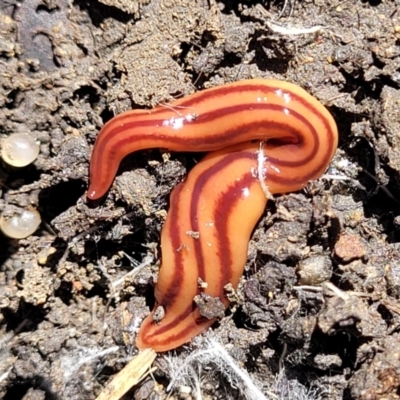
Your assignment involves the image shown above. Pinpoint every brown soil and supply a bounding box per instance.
[1,0,400,399]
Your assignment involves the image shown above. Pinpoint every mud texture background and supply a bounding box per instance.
[1,0,400,399]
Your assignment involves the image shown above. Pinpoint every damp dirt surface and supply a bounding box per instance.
[1,0,400,399]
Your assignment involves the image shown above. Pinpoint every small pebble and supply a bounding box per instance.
[297,255,332,285]
[37,247,57,265]
[334,232,367,262]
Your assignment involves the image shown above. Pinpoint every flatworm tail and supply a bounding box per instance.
[136,145,268,351]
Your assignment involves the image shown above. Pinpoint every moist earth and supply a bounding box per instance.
[1,0,400,399]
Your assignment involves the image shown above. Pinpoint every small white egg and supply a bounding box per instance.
[0,208,41,239]
[1,133,39,167]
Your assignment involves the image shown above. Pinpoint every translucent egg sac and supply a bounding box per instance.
[0,208,41,239]
[1,133,40,167]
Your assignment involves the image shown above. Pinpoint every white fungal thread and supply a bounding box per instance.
[257,142,273,200]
